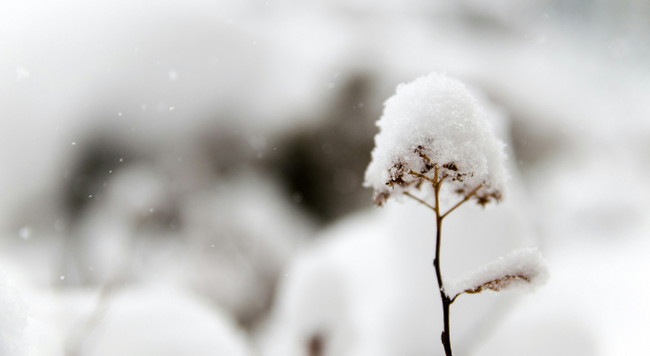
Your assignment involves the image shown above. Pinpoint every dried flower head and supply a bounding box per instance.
[364,73,507,206]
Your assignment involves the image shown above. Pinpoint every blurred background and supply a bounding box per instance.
[2,0,650,355]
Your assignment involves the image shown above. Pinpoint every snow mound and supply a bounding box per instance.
[91,285,254,356]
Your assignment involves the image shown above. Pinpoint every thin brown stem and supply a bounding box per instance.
[441,184,483,220]
[403,192,436,212]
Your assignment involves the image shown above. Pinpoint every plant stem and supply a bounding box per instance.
[435,215,454,356]
[403,168,481,356]
[431,166,453,356]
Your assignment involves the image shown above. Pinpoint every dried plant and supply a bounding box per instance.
[364,73,548,356]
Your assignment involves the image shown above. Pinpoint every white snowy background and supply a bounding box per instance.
[2,1,650,355]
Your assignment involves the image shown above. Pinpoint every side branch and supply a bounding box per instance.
[408,171,436,186]
[403,192,436,212]
[448,274,532,304]
[441,184,483,220]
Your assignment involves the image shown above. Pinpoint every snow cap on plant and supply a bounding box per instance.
[364,73,507,206]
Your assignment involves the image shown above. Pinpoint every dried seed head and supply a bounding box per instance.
[363,73,507,205]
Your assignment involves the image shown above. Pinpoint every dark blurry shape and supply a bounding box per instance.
[199,124,259,177]
[135,201,182,234]
[62,135,136,222]
[165,73,382,225]
[180,175,310,330]
[58,134,137,287]
[307,333,325,356]
[509,115,569,174]
[456,5,519,38]
[57,132,187,287]
[273,73,378,223]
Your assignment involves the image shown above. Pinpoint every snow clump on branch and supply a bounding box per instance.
[443,247,549,300]
[364,73,508,206]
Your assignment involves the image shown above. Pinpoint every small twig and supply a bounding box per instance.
[403,192,436,212]
[441,184,483,220]
[417,150,434,165]
[408,171,436,185]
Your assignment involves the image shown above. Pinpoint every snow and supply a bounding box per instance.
[1,1,650,355]
[0,270,27,356]
[89,285,254,356]
[443,247,549,299]
[364,73,507,206]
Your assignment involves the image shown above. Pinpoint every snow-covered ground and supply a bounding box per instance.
[2,0,650,355]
